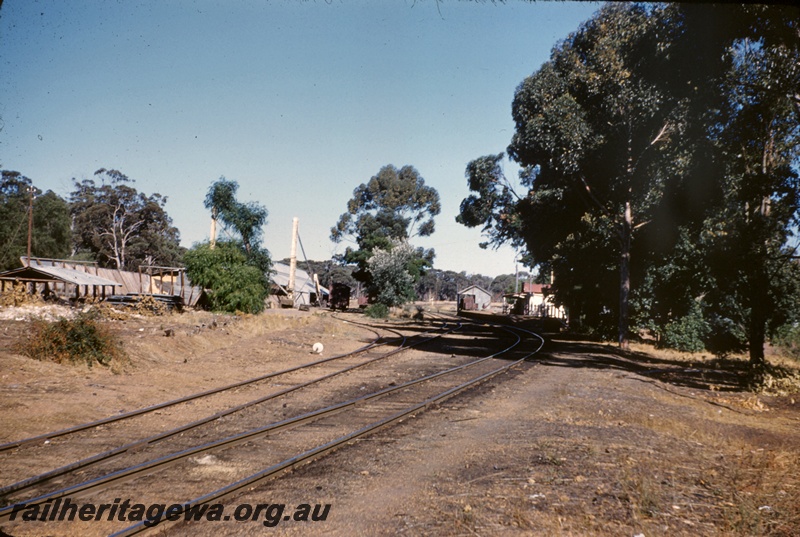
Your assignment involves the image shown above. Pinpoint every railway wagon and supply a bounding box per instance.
[330,283,351,311]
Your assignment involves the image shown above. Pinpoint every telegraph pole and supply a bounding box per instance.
[26,186,34,266]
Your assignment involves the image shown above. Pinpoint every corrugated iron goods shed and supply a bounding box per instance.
[0,265,121,300]
[270,263,329,307]
[457,285,492,311]
[21,257,205,307]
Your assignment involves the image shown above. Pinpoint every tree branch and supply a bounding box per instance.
[579,176,612,217]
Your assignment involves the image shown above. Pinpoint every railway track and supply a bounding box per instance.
[0,312,544,536]
[0,315,456,492]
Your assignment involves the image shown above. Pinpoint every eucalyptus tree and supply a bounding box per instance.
[458,3,800,361]
[638,5,800,361]
[70,169,182,270]
[699,7,800,364]
[460,4,691,347]
[185,177,272,313]
[331,164,440,301]
[204,176,268,256]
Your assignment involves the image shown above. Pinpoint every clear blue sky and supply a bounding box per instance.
[1,0,600,277]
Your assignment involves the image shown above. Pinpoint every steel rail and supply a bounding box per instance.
[0,319,462,500]
[0,317,403,453]
[110,321,544,536]
[0,319,511,522]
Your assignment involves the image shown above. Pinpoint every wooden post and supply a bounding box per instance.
[26,186,33,266]
[288,217,299,305]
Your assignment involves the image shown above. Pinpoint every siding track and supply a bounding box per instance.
[0,312,544,536]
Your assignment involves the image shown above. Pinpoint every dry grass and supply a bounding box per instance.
[0,282,44,307]
[116,309,369,370]
[16,312,128,371]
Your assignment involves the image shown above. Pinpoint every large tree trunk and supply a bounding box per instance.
[747,243,768,367]
[619,200,632,350]
[749,294,767,366]
[747,194,772,367]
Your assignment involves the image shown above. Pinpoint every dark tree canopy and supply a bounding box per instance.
[0,171,71,271]
[70,169,183,270]
[331,164,441,250]
[457,3,800,363]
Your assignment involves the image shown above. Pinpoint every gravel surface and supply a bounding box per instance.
[1,307,798,536]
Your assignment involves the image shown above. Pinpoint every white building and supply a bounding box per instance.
[505,283,567,320]
[269,263,329,308]
[458,285,492,311]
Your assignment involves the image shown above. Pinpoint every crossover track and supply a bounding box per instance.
[0,313,544,536]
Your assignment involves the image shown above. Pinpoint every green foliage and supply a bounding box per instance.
[205,177,268,254]
[331,164,440,245]
[366,241,418,308]
[189,178,272,314]
[773,324,800,360]
[19,312,125,368]
[0,171,71,270]
[331,164,439,302]
[364,303,389,319]
[705,313,748,357]
[459,4,691,347]
[660,302,710,353]
[31,191,72,261]
[699,12,800,364]
[183,241,269,314]
[456,154,523,250]
[457,4,800,363]
[70,168,183,270]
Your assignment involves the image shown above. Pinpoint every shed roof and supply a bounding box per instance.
[522,282,549,294]
[21,257,205,307]
[458,285,491,297]
[0,265,121,287]
[271,263,329,297]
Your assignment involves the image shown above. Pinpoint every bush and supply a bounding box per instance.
[184,241,270,314]
[364,303,389,319]
[366,241,417,308]
[705,313,748,357]
[661,303,709,353]
[773,323,800,361]
[19,312,125,368]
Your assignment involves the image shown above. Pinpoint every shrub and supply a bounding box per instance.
[366,241,417,308]
[364,303,389,319]
[705,313,748,357]
[184,240,270,314]
[773,323,800,361]
[19,312,125,368]
[660,302,709,353]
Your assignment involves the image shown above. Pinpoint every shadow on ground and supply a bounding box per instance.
[456,311,758,393]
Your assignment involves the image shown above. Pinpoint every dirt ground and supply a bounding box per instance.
[0,305,798,536]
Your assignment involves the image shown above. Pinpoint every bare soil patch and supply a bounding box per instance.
[0,306,798,536]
